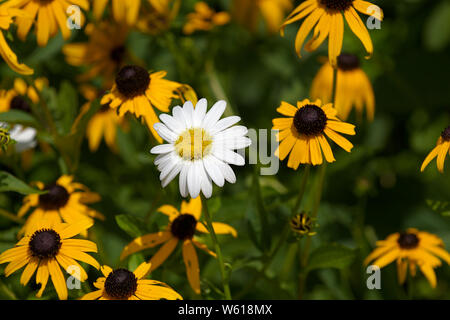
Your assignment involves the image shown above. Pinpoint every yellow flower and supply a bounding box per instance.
[272,98,355,169]
[365,229,450,288]
[120,197,237,294]
[18,175,104,237]
[93,0,141,26]
[2,0,89,47]
[80,262,182,300]
[281,0,383,66]
[136,0,180,35]
[101,65,182,143]
[77,85,126,152]
[62,22,129,86]
[0,219,99,300]
[232,0,292,33]
[311,53,375,121]
[0,78,47,113]
[183,2,230,35]
[421,126,450,173]
[0,7,33,74]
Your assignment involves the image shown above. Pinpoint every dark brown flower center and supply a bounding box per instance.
[115,65,150,98]
[320,0,354,11]
[38,184,70,211]
[10,96,31,113]
[397,232,419,249]
[337,53,360,71]
[293,104,327,136]
[110,46,126,65]
[441,126,450,141]
[104,269,138,300]
[170,214,197,240]
[29,229,61,259]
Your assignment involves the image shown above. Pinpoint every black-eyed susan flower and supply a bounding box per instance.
[311,53,375,121]
[0,219,99,300]
[421,126,450,173]
[80,262,182,300]
[233,0,292,33]
[101,65,183,143]
[136,0,180,35]
[281,0,383,66]
[120,197,237,294]
[365,229,450,288]
[0,7,33,74]
[18,175,104,237]
[150,99,251,198]
[272,99,355,169]
[183,2,230,35]
[78,85,126,152]
[0,78,47,112]
[93,0,141,26]
[3,0,89,47]
[62,22,129,86]
[290,212,316,236]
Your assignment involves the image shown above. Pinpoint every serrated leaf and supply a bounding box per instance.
[0,110,38,127]
[307,244,356,272]
[0,171,45,195]
[115,214,146,238]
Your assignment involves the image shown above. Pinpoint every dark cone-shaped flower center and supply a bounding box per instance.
[170,214,197,240]
[441,126,450,141]
[38,184,70,211]
[320,0,354,11]
[29,229,61,259]
[397,232,419,249]
[110,46,126,65]
[104,268,138,299]
[115,65,150,98]
[293,104,327,136]
[10,96,31,113]
[337,53,360,71]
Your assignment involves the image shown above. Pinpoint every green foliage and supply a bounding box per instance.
[0,171,44,195]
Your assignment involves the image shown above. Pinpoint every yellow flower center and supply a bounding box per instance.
[175,128,213,161]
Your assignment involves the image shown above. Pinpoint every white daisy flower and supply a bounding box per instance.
[0,123,37,153]
[150,98,251,198]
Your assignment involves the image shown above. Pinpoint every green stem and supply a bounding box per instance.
[200,195,232,300]
[298,163,327,299]
[292,165,311,214]
[0,208,24,224]
[0,279,17,300]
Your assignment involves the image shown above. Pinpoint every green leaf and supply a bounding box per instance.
[56,81,78,134]
[127,252,145,270]
[0,171,44,195]
[0,110,38,127]
[115,214,146,238]
[424,1,450,51]
[307,244,356,272]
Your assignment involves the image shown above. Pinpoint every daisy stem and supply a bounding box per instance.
[298,163,327,299]
[200,194,232,300]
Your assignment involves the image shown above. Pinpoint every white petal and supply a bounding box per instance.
[153,123,177,143]
[218,137,252,150]
[172,106,186,126]
[213,125,248,141]
[160,156,178,180]
[193,98,207,127]
[187,161,201,198]
[202,100,226,130]
[150,144,174,154]
[179,163,189,198]
[182,101,194,128]
[159,114,184,135]
[209,116,241,135]
[216,161,236,184]
[203,156,225,187]
[162,160,183,188]
[199,165,213,198]
[213,148,245,166]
